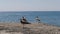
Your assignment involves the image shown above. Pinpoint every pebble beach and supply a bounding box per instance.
[0,23,60,34]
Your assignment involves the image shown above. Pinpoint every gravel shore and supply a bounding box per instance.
[0,23,60,34]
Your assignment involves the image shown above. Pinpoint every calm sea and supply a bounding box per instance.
[0,11,60,26]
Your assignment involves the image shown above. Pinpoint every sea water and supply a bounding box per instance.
[0,11,60,26]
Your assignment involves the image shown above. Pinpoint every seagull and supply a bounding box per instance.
[20,16,31,29]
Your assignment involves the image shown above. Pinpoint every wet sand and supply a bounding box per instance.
[0,23,60,34]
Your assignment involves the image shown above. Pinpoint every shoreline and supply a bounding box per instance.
[0,23,60,34]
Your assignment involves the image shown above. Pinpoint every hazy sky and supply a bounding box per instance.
[0,0,60,11]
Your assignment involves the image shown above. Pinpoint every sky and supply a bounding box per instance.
[0,0,60,11]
